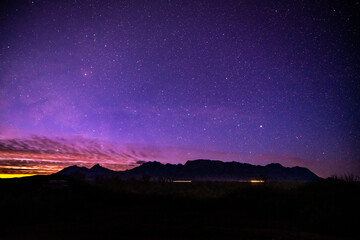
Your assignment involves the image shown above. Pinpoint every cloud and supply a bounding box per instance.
[1,135,354,177]
[136,160,147,165]
[0,135,164,174]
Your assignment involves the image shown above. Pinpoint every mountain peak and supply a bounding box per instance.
[56,163,115,178]
[55,160,320,182]
[91,163,103,169]
[266,163,284,168]
[185,159,222,165]
[55,165,90,176]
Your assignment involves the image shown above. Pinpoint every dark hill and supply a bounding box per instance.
[55,159,320,182]
[55,164,115,179]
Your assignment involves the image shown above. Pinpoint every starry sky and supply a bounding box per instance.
[0,0,359,178]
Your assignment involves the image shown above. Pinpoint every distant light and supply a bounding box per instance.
[173,180,192,183]
[250,180,264,183]
[259,125,263,128]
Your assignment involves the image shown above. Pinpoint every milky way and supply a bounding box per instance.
[0,0,359,177]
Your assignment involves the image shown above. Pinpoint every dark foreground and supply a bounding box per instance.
[1,176,359,240]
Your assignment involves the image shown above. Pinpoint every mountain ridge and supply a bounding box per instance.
[54,159,320,182]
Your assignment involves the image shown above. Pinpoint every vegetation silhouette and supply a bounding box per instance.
[0,171,359,240]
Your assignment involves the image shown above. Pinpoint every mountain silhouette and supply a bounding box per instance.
[55,164,115,178]
[55,160,320,182]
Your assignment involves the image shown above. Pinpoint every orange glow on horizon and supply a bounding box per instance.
[0,174,36,179]
[0,149,134,175]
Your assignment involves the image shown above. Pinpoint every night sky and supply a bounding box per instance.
[0,0,359,178]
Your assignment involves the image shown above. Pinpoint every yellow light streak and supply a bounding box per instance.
[0,174,36,179]
[172,180,192,183]
[250,180,265,183]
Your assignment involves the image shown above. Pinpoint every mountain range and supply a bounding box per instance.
[55,159,320,182]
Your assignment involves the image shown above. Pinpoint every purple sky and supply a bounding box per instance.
[0,0,359,177]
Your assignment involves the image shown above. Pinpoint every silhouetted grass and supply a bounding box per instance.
[329,174,360,182]
[0,176,359,240]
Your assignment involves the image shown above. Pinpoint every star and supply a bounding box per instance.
[0,0,357,178]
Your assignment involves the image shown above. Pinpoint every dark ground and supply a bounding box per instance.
[1,176,359,240]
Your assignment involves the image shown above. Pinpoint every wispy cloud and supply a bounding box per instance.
[0,135,164,174]
[1,134,352,177]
